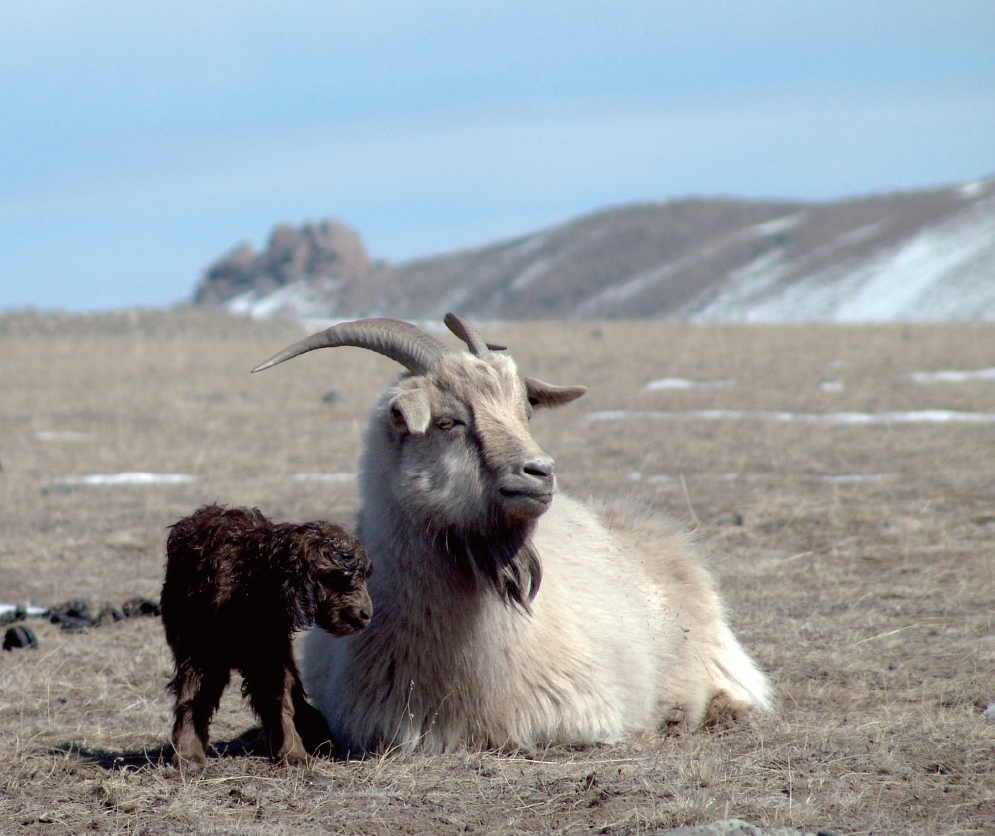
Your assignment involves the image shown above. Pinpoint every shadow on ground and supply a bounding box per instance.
[47,727,270,770]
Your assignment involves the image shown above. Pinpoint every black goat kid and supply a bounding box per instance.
[161,505,372,764]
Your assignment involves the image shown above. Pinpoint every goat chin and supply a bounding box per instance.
[300,491,773,756]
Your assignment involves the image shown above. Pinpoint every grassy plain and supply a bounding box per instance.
[1,309,993,835]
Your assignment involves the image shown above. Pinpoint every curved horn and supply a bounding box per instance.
[443,313,506,356]
[251,318,452,375]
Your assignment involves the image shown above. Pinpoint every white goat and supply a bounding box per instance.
[252,315,771,754]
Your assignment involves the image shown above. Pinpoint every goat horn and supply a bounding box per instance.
[443,313,506,356]
[251,318,452,375]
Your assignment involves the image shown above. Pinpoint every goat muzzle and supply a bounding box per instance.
[497,455,556,520]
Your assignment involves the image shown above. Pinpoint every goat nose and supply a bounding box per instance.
[522,457,554,481]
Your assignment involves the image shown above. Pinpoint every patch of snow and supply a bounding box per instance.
[225,289,259,316]
[685,249,789,321]
[227,279,335,320]
[508,258,552,292]
[691,197,995,322]
[837,222,885,246]
[35,431,89,441]
[575,260,681,310]
[832,215,995,320]
[906,368,995,383]
[818,380,844,392]
[585,409,995,425]
[959,180,988,199]
[285,473,357,482]
[576,220,791,318]
[57,472,196,486]
[751,213,805,237]
[984,703,995,722]
[0,604,48,618]
[644,378,734,390]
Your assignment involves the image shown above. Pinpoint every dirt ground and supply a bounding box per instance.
[0,309,993,835]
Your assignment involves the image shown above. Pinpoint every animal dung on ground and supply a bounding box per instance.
[46,598,160,632]
[3,625,38,651]
[161,504,372,765]
[122,597,161,618]
[94,607,124,627]
[48,601,95,633]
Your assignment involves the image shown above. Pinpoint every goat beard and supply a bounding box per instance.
[433,513,542,613]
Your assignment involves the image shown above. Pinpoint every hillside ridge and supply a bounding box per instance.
[195,176,995,322]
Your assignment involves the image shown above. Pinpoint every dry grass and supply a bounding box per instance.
[1,309,993,835]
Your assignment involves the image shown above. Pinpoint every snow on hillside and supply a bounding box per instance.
[202,176,995,322]
[688,190,995,322]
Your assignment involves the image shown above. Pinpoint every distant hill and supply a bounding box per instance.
[194,176,995,322]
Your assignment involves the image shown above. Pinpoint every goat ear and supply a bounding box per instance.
[523,377,587,410]
[388,389,432,434]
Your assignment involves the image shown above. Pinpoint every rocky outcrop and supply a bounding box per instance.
[195,220,373,308]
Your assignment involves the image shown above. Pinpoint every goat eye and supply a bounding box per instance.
[436,416,457,431]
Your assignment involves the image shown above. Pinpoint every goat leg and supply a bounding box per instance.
[171,665,229,765]
[290,675,338,758]
[244,665,308,764]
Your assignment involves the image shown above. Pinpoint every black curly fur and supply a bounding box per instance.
[161,504,372,764]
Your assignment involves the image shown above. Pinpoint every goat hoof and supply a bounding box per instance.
[171,744,208,767]
[172,754,208,769]
[702,690,754,728]
[276,745,308,765]
[275,741,309,765]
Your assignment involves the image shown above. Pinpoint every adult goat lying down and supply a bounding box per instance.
[252,314,772,754]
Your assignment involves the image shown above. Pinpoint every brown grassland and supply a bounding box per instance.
[0,309,993,835]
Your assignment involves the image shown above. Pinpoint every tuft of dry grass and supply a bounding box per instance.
[1,310,994,834]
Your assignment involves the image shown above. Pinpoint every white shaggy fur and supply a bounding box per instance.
[293,342,772,755]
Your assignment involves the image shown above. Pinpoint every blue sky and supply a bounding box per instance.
[2,1,993,311]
